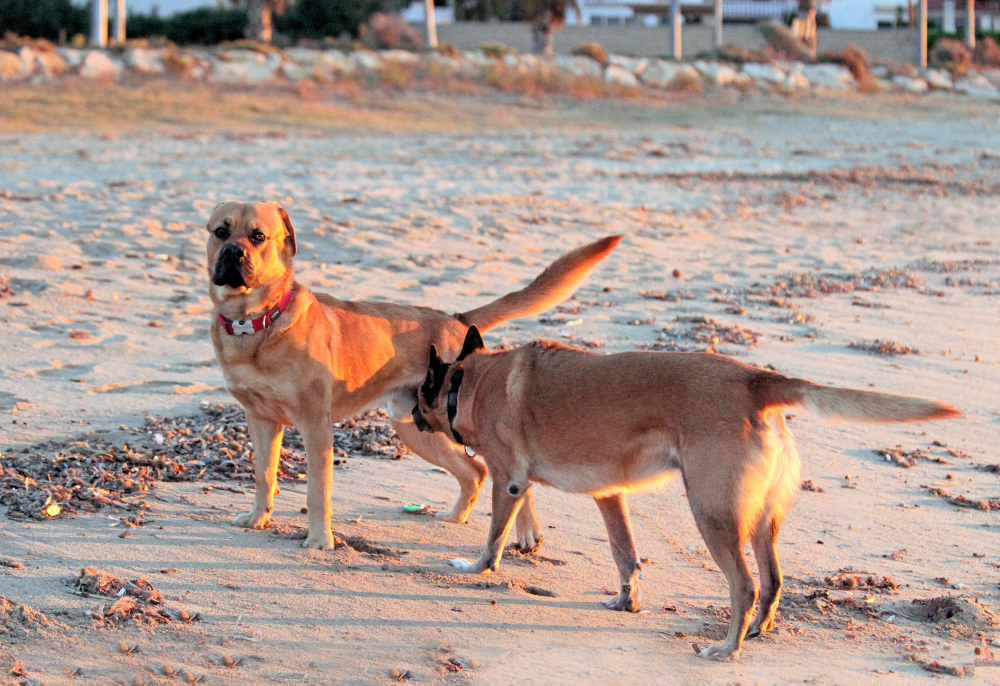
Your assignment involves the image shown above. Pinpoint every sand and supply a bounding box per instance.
[1,85,999,684]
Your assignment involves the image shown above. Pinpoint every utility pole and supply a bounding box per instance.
[425,0,438,49]
[966,0,976,49]
[670,0,682,59]
[114,0,126,44]
[714,0,723,51]
[918,0,927,68]
[90,0,108,47]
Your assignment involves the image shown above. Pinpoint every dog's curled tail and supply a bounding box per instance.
[457,235,622,332]
[756,373,961,423]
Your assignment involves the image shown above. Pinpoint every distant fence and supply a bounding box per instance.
[435,23,919,62]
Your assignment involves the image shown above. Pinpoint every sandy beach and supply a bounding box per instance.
[1,85,999,684]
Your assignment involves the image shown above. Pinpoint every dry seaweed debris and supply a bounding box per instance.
[875,446,947,468]
[821,570,900,593]
[923,486,999,512]
[643,316,760,354]
[745,268,922,299]
[67,567,195,626]
[848,339,917,356]
[1,405,407,521]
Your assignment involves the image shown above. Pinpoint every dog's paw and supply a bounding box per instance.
[434,509,467,524]
[302,530,334,550]
[515,529,543,554]
[449,558,484,573]
[601,594,640,612]
[698,643,740,661]
[232,510,270,529]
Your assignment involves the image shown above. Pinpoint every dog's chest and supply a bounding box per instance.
[221,363,294,424]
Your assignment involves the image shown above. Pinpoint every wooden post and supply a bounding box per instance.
[425,0,438,49]
[966,0,976,49]
[714,0,723,50]
[114,0,126,44]
[670,0,682,59]
[918,0,927,68]
[90,0,108,48]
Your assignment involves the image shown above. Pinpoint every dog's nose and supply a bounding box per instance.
[223,244,245,260]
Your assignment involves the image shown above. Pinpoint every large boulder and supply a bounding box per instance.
[800,63,855,89]
[604,63,639,87]
[280,61,313,81]
[313,50,353,80]
[0,51,29,80]
[892,74,928,93]
[380,49,420,64]
[283,47,319,66]
[607,54,648,77]
[692,60,738,86]
[349,50,383,71]
[783,69,810,90]
[207,58,276,83]
[922,68,953,90]
[79,51,122,79]
[34,50,69,76]
[640,60,700,90]
[57,48,86,69]
[554,54,602,78]
[954,73,1000,99]
[742,62,786,84]
[123,47,166,75]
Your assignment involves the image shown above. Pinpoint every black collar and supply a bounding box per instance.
[446,370,465,446]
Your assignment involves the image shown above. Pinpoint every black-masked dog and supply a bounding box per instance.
[206,200,620,551]
[414,326,960,660]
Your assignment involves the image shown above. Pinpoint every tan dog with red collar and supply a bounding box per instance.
[206,200,620,550]
[414,326,959,660]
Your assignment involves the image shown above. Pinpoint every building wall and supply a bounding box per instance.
[436,23,919,62]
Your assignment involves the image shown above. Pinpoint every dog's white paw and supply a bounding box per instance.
[232,509,270,529]
[698,643,739,661]
[448,558,476,573]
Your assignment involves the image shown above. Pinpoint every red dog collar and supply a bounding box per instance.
[218,289,293,336]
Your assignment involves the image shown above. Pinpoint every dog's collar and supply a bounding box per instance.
[218,289,292,336]
[447,370,465,446]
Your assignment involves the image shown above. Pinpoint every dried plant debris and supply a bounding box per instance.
[642,316,760,354]
[848,339,917,356]
[875,446,947,468]
[745,268,922,299]
[820,570,900,593]
[801,480,825,493]
[639,289,697,302]
[910,658,970,677]
[923,486,999,511]
[1,405,407,522]
[66,567,195,626]
[0,596,66,640]
[911,258,999,273]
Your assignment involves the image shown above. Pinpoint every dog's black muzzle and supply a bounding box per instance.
[212,244,248,288]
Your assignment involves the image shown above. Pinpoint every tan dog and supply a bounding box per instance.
[414,327,960,660]
[205,200,620,550]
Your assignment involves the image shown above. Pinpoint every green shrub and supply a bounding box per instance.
[128,8,247,45]
[0,0,87,41]
[275,0,377,40]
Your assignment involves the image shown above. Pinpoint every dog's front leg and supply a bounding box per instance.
[299,418,335,550]
[450,479,525,574]
[232,413,284,529]
[595,492,642,612]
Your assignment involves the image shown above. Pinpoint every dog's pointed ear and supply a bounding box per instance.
[273,204,297,256]
[457,326,485,361]
[429,344,441,368]
[421,344,449,405]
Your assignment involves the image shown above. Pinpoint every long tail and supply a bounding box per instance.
[754,372,961,423]
[457,235,622,332]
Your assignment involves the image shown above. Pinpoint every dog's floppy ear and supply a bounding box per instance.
[457,326,485,362]
[421,344,449,406]
[273,204,297,256]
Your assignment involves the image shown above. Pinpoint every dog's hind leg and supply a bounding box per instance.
[747,516,782,638]
[233,413,284,530]
[595,492,642,612]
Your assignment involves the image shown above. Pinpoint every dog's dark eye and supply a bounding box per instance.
[251,231,266,244]
[214,227,229,240]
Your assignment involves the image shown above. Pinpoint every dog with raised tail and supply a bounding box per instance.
[413,326,960,661]
[206,200,621,552]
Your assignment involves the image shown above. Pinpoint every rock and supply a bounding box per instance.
[463,50,493,68]
[280,61,313,81]
[640,60,700,90]
[922,68,953,90]
[34,50,69,76]
[892,74,929,93]
[742,62,786,84]
[783,69,810,90]
[554,55,601,78]
[207,58,275,83]
[692,60,738,86]
[870,64,891,79]
[79,51,122,80]
[283,47,319,66]
[607,54,648,77]
[800,63,855,89]
[123,48,165,75]
[604,63,638,87]
[380,49,420,64]
[219,49,266,64]
[314,49,352,79]
[349,50,383,71]
[0,51,29,81]
[57,48,86,68]
[954,73,1000,99]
